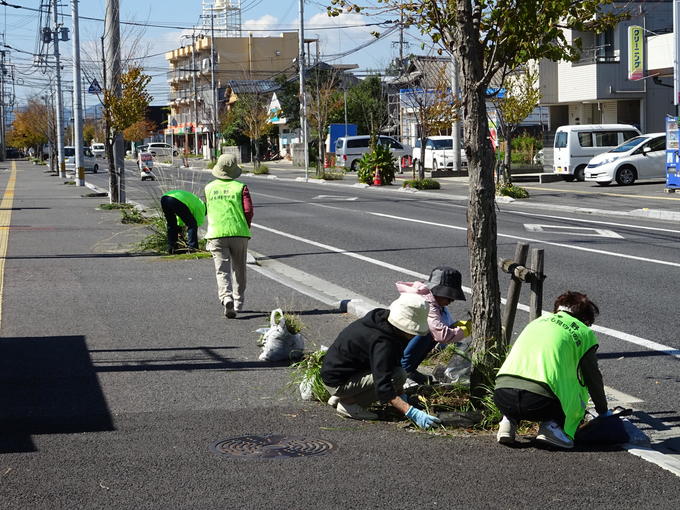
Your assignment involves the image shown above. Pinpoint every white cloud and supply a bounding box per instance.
[306,12,381,62]
[243,15,280,36]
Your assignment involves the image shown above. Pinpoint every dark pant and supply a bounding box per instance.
[160,195,198,252]
[401,333,436,373]
[493,387,565,426]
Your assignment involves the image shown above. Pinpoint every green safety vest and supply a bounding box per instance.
[163,189,206,227]
[497,312,599,438]
[204,179,251,239]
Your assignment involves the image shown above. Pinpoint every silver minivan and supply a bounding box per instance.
[335,135,411,171]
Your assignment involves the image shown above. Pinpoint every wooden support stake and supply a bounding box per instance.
[529,248,545,321]
[501,242,529,345]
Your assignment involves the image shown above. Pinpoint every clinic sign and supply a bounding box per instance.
[628,25,644,80]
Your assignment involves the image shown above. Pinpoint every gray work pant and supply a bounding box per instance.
[325,367,407,408]
[207,236,249,307]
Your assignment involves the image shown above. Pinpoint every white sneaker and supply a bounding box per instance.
[496,416,517,444]
[336,402,378,421]
[327,396,340,407]
[536,420,574,449]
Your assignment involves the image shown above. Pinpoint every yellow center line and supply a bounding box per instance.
[522,185,680,202]
[0,162,17,331]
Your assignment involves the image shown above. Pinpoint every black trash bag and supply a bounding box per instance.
[575,406,632,445]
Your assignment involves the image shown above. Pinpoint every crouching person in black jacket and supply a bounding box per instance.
[321,294,442,429]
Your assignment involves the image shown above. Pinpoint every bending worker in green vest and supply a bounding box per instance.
[204,154,253,319]
[494,291,610,449]
[160,190,206,254]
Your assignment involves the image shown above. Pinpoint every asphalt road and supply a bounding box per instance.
[3,160,678,508]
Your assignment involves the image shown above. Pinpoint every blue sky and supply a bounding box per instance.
[2,0,429,107]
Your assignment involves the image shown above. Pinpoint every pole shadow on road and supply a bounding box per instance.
[0,336,114,454]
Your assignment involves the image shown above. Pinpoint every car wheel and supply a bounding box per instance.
[350,160,358,172]
[615,165,637,185]
[562,175,576,182]
[150,152,156,157]
[93,164,98,173]
[574,165,586,181]
[173,151,178,157]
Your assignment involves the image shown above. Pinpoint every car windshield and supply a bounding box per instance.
[610,136,646,153]
[431,139,453,150]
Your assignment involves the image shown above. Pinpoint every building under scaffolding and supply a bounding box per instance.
[201,0,242,37]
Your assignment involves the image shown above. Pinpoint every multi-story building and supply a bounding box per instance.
[538,0,674,167]
[164,31,299,156]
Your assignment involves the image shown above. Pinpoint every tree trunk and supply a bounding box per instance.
[253,138,260,169]
[106,120,119,203]
[503,137,513,186]
[456,24,503,400]
[419,140,426,181]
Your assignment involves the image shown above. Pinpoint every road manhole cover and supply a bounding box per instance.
[210,434,335,459]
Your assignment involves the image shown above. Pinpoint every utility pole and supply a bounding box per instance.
[191,32,199,155]
[71,0,85,186]
[674,0,680,110]
[52,0,66,178]
[450,53,462,172]
[210,14,218,161]
[105,0,125,202]
[298,0,309,181]
[0,49,6,162]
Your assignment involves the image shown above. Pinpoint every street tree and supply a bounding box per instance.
[400,64,459,179]
[233,90,272,168]
[8,98,51,154]
[123,119,156,146]
[306,67,343,173]
[103,66,152,202]
[330,0,625,395]
[346,75,389,145]
[490,68,541,186]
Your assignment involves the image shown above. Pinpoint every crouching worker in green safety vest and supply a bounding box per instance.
[493,291,610,449]
[160,190,206,254]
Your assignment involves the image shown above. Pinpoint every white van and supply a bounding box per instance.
[412,136,467,171]
[553,124,640,181]
[335,135,411,171]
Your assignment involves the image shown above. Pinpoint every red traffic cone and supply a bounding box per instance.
[373,168,382,186]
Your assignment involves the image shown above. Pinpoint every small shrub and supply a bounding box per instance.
[253,164,269,175]
[121,207,148,224]
[497,183,529,199]
[100,202,134,210]
[137,216,167,252]
[63,180,75,185]
[402,178,440,190]
[206,160,216,169]
[313,170,344,180]
[357,144,396,185]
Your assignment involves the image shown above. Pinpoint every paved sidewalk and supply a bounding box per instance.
[1,161,679,509]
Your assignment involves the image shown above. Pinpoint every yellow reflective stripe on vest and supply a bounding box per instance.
[204,179,251,239]
[497,312,598,438]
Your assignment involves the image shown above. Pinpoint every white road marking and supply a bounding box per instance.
[524,224,624,238]
[370,212,680,269]
[251,222,680,359]
[312,195,358,201]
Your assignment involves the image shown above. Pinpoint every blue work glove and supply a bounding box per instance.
[598,409,613,418]
[405,406,442,429]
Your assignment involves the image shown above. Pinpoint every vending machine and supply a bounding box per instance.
[665,115,680,192]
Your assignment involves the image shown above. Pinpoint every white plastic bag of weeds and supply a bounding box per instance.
[298,346,329,401]
[443,339,471,384]
[259,308,304,362]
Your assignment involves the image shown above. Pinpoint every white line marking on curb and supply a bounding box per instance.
[625,447,680,477]
[524,224,624,238]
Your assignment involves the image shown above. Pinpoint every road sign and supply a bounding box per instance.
[87,79,102,94]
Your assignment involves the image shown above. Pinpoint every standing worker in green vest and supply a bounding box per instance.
[160,190,206,254]
[493,291,610,449]
[204,154,253,319]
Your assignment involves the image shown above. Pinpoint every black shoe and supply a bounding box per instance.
[223,301,236,319]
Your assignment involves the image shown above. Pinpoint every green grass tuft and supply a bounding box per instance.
[402,178,441,190]
[497,183,529,199]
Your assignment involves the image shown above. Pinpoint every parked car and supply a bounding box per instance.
[335,135,411,171]
[412,136,467,171]
[584,133,666,186]
[553,124,640,181]
[146,142,178,158]
[64,146,100,173]
[90,142,106,158]
[5,147,24,159]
